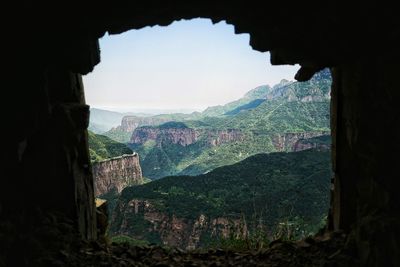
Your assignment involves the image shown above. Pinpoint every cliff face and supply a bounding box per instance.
[272,132,330,152]
[93,154,143,196]
[293,136,331,152]
[119,116,171,132]
[111,199,248,250]
[207,129,245,146]
[130,127,244,147]
[131,127,200,146]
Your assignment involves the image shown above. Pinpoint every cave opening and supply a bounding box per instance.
[3,2,400,266]
[83,18,333,251]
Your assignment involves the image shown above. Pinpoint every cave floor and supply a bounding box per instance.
[44,231,356,267]
[0,212,358,267]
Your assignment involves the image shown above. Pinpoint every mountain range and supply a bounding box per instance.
[101,69,331,179]
[110,148,331,249]
[88,69,333,248]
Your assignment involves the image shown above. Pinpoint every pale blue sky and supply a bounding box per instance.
[83,19,299,112]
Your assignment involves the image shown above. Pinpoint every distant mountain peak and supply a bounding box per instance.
[244,84,271,99]
[279,78,290,84]
[312,68,331,80]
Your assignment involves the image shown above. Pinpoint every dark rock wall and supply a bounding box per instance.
[2,67,97,240]
[331,59,400,266]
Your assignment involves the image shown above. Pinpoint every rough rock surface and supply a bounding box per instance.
[293,137,330,152]
[130,127,244,147]
[130,127,199,146]
[93,154,143,196]
[207,129,245,147]
[119,116,172,132]
[272,132,330,152]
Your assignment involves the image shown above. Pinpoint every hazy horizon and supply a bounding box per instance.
[83,19,299,112]
[91,106,202,114]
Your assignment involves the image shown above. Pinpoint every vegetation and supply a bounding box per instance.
[132,99,330,179]
[201,85,271,117]
[102,128,133,143]
[302,135,331,145]
[88,69,333,250]
[121,149,331,223]
[88,131,133,162]
[114,149,331,247]
[220,100,329,132]
[205,227,271,251]
[125,69,331,179]
[110,235,150,246]
[224,99,266,115]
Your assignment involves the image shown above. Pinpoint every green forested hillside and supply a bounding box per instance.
[132,99,330,179]
[220,100,330,132]
[201,85,271,117]
[102,130,133,144]
[114,148,331,243]
[88,131,133,162]
[224,99,266,115]
[97,69,331,179]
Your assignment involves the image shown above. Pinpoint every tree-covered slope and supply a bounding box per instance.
[113,148,331,245]
[106,69,331,179]
[220,100,330,133]
[88,130,133,162]
[224,99,266,115]
[121,148,331,222]
[201,85,272,117]
[132,99,330,179]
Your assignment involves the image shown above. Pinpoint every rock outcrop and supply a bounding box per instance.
[207,129,245,146]
[93,153,143,196]
[130,127,244,147]
[272,132,330,152]
[130,127,200,146]
[111,199,248,250]
[293,136,331,152]
[119,116,172,132]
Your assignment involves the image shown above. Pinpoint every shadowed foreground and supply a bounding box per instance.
[0,211,353,267]
[47,232,353,267]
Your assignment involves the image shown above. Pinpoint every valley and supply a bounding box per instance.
[91,68,331,180]
[88,68,332,249]
[111,148,331,249]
